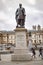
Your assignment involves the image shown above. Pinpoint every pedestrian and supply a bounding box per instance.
[31,48,36,58]
[39,47,42,57]
[42,48,43,59]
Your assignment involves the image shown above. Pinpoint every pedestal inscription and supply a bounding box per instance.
[16,32,27,49]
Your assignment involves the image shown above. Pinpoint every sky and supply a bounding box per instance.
[0,0,43,31]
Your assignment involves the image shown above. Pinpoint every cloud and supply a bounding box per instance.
[0,10,16,30]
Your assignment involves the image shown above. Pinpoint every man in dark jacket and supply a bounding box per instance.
[31,48,36,58]
[39,47,42,57]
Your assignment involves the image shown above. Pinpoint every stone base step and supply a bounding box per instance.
[11,53,32,61]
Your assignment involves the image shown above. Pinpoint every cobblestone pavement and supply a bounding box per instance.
[0,60,43,65]
[0,50,43,65]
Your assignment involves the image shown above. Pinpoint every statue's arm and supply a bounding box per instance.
[15,9,18,19]
[23,8,26,16]
[15,9,18,15]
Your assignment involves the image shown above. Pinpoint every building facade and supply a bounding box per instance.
[0,26,43,46]
[0,31,15,45]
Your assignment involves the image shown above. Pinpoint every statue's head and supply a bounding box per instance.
[19,4,22,8]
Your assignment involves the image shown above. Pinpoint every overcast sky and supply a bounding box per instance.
[0,0,43,31]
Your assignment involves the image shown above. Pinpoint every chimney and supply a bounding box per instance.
[37,25,41,30]
[32,25,36,30]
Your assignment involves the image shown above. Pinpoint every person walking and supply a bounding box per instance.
[31,48,36,58]
[39,47,42,57]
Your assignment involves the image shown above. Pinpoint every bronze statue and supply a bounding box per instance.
[15,4,26,28]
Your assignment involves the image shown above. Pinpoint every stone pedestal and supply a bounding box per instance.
[11,28,32,61]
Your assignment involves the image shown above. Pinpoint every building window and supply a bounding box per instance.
[29,32,31,37]
[39,40,41,44]
[34,40,36,43]
[39,35,40,38]
[9,35,12,39]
